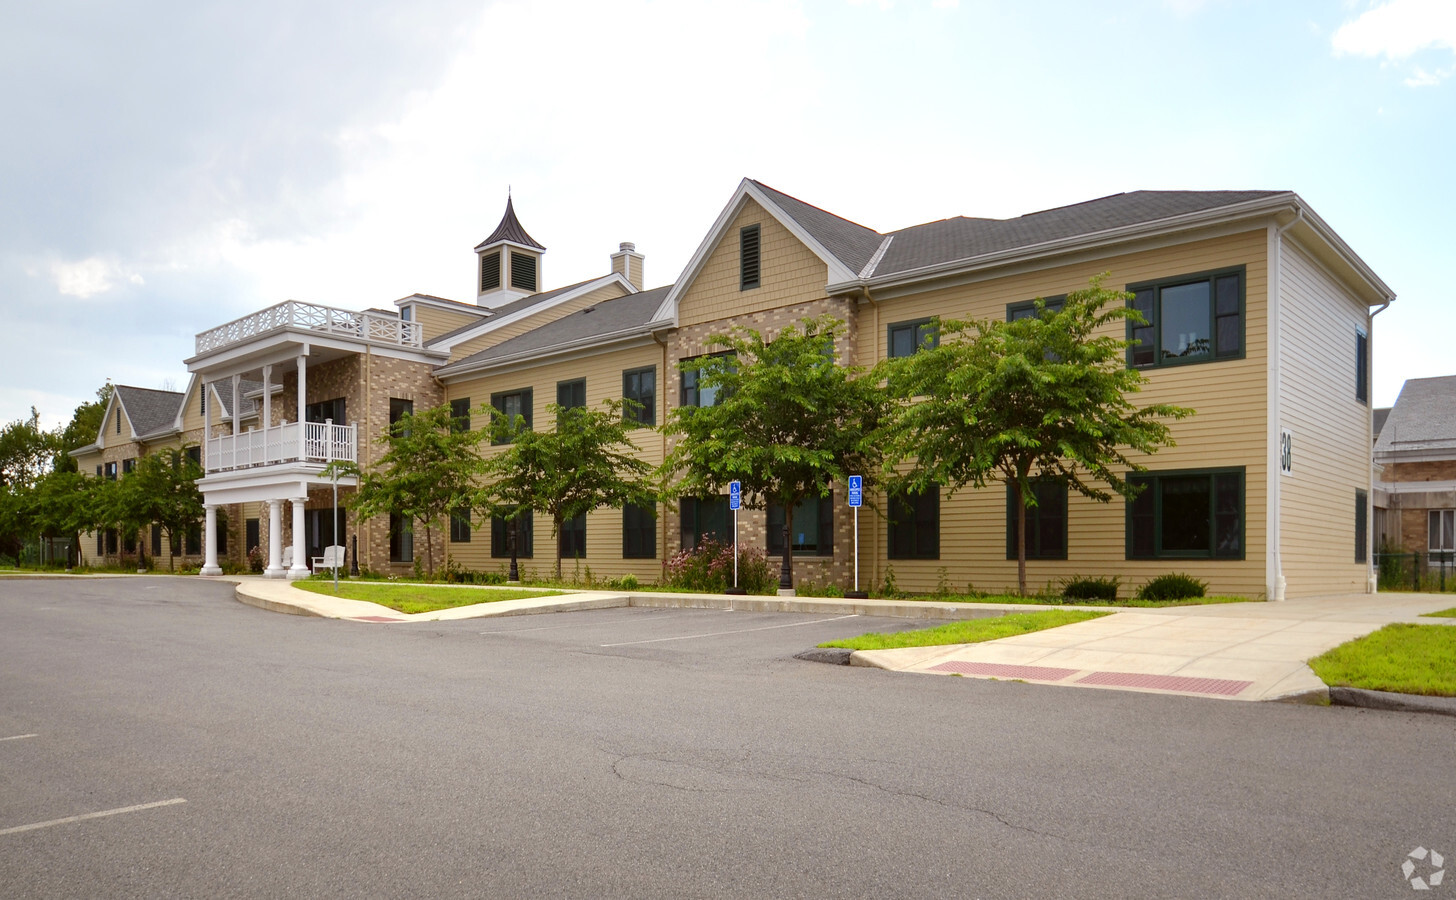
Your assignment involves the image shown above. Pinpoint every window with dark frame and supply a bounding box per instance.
[491,388,533,444]
[104,461,117,481]
[1129,268,1243,367]
[122,458,135,476]
[246,518,260,554]
[557,378,586,410]
[622,503,657,559]
[622,367,655,426]
[450,398,471,432]
[680,352,734,408]
[152,524,162,558]
[388,398,413,427]
[306,397,346,425]
[1126,468,1244,560]
[491,509,533,558]
[510,252,538,292]
[887,319,938,358]
[767,494,834,556]
[480,252,501,292]
[1006,481,1067,560]
[888,487,939,560]
[559,513,586,559]
[450,508,472,543]
[389,514,413,563]
[1355,490,1368,564]
[679,497,730,551]
[186,523,201,556]
[1428,510,1454,555]
[1007,296,1066,322]
[1356,330,1369,405]
[740,224,761,290]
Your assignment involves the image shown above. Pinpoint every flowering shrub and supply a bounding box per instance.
[663,538,775,594]
[247,545,266,574]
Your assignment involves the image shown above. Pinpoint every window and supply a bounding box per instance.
[152,524,162,558]
[1355,490,1368,564]
[97,532,104,556]
[1126,468,1243,559]
[450,508,472,543]
[559,513,586,559]
[389,514,413,563]
[887,319,938,358]
[246,518,260,554]
[124,532,136,555]
[768,495,833,556]
[623,503,656,559]
[388,398,413,428]
[450,398,471,432]
[557,379,586,410]
[1007,481,1067,560]
[679,497,730,550]
[186,446,201,468]
[491,389,533,443]
[889,487,939,559]
[104,461,117,481]
[122,458,135,476]
[1129,269,1243,367]
[106,529,118,555]
[186,523,201,556]
[1356,330,1369,405]
[1007,296,1066,321]
[740,224,761,290]
[399,306,411,322]
[623,367,655,426]
[95,464,102,478]
[217,515,228,555]
[480,252,501,292]
[491,509,533,558]
[510,252,538,292]
[1429,510,1454,555]
[305,397,346,425]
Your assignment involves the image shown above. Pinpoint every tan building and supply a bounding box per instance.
[1373,375,1456,569]
[170,180,1391,598]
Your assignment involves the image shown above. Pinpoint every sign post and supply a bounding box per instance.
[726,481,745,595]
[846,475,866,598]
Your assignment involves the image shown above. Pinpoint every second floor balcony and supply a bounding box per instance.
[206,420,356,474]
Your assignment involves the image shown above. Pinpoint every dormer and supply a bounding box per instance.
[475,195,546,307]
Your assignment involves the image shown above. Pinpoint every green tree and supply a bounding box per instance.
[28,470,101,569]
[477,399,655,582]
[0,408,56,562]
[105,447,204,571]
[661,316,888,592]
[54,383,113,473]
[878,275,1193,596]
[338,403,485,579]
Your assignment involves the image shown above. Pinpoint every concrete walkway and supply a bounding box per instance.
[852,592,1456,703]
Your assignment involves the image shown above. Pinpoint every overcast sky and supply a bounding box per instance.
[2,0,1452,428]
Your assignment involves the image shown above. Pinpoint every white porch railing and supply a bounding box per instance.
[206,421,356,473]
[195,300,422,355]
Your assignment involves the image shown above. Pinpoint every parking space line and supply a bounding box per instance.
[1,734,38,742]
[600,614,859,647]
[0,798,186,837]
[479,611,678,635]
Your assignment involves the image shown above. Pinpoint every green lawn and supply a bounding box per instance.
[292,581,563,615]
[901,593,1256,609]
[818,609,1108,651]
[1422,607,1456,618]
[1308,624,1456,697]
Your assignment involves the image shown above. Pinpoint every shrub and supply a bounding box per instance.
[1062,575,1120,603]
[442,559,506,585]
[608,573,640,591]
[1135,573,1207,602]
[796,579,846,598]
[663,538,775,594]
[878,566,906,599]
[247,545,266,574]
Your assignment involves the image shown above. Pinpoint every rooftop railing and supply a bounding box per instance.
[195,300,422,355]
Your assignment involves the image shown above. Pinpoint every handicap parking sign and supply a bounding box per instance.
[728,480,741,510]
[847,475,862,507]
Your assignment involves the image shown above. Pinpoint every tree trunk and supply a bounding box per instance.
[554,514,563,582]
[423,520,435,579]
[779,504,794,592]
[1015,481,1028,597]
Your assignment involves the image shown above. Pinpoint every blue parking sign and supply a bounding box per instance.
[728,480,741,510]
[847,475,863,508]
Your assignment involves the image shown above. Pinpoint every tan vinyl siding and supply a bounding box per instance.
[412,305,482,343]
[855,229,1271,598]
[446,282,632,363]
[444,343,668,580]
[678,198,830,328]
[1278,237,1373,596]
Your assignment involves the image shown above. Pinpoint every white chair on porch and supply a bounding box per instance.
[312,545,345,573]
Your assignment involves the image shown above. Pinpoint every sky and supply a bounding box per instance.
[1,0,1453,429]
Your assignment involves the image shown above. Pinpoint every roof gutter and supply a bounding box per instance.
[435,322,669,381]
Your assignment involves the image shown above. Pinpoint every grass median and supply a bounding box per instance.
[292,581,564,615]
[818,609,1109,652]
[1423,607,1456,618]
[1308,624,1456,697]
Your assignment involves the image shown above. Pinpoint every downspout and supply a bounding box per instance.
[654,329,671,567]
[1269,208,1303,602]
[1367,294,1394,593]
[860,285,880,593]
[365,344,373,572]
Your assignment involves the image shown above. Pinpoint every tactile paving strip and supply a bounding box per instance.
[929,660,1079,681]
[1075,671,1252,696]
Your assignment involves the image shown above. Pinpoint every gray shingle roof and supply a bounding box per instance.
[751,180,885,275]
[211,379,263,419]
[426,276,618,347]
[1374,376,1456,455]
[438,286,672,375]
[474,196,546,251]
[115,385,184,438]
[871,190,1287,278]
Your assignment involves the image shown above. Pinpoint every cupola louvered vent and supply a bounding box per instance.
[740,224,761,291]
[510,252,538,292]
[480,252,501,292]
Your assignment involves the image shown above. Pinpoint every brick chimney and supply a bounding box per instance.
[610,241,644,290]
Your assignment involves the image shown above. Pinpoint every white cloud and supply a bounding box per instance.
[1333,0,1456,84]
[48,257,143,298]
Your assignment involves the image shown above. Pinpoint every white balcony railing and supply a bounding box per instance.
[206,421,356,474]
[195,300,422,355]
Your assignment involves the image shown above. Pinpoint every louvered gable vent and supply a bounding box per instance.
[510,252,538,292]
[480,252,501,292]
[739,224,761,291]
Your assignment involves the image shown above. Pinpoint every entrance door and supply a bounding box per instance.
[306,508,347,567]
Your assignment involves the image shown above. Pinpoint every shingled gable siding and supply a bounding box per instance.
[852,228,1270,598]
[677,198,831,329]
[444,282,633,364]
[412,304,481,343]
[1278,238,1375,594]
[443,343,669,581]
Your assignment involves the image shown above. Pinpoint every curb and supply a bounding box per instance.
[793,647,852,665]
[1329,686,1456,718]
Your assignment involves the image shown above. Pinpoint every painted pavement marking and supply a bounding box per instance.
[0,798,186,837]
[1,734,38,742]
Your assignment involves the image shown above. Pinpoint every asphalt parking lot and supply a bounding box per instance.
[2,577,1453,899]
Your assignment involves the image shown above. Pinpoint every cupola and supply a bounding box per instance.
[474,195,545,307]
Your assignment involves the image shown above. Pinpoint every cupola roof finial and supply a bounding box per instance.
[475,191,544,251]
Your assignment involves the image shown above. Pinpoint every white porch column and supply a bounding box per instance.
[265,499,285,578]
[287,496,310,580]
[231,373,241,435]
[262,365,272,463]
[200,505,222,576]
[297,354,307,461]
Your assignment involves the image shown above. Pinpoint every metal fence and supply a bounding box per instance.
[1375,550,1456,592]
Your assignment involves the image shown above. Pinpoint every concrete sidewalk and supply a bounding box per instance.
[851,592,1456,703]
